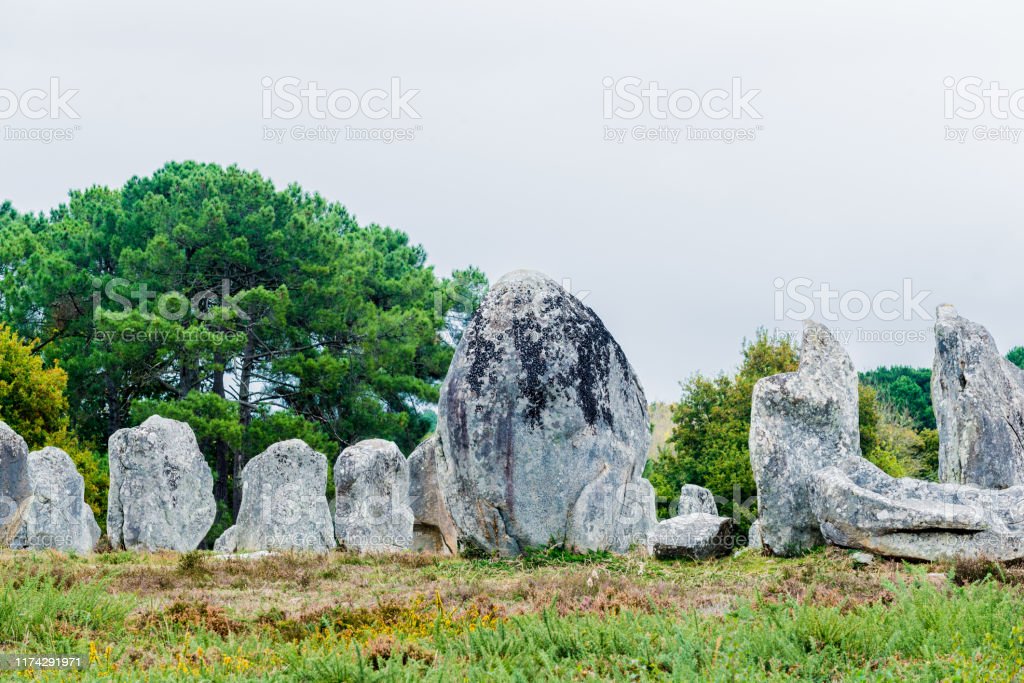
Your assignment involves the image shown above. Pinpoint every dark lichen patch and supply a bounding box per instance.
[453,273,645,432]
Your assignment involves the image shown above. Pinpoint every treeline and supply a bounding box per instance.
[646,331,1024,528]
[0,162,486,540]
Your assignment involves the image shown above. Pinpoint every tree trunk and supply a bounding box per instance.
[211,359,230,506]
[233,332,257,515]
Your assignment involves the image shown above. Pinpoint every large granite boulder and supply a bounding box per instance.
[678,484,717,516]
[648,514,736,560]
[437,270,655,556]
[107,416,216,551]
[408,435,458,554]
[809,456,1024,561]
[932,305,1024,489]
[334,439,414,552]
[749,321,861,556]
[0,422,32,545]
[11,447,100,553]
[214,440,335,553]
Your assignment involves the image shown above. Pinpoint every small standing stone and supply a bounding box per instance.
[334,439,413,553]
[11,447,100,553]
[107,416,216,551]
[214,440,335,553]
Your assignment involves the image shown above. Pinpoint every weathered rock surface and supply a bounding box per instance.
[107,415,216,551]
[747,519,764,550]
[408,435,458,554]
[648,514,736,560]
[809,456,1024,561]
[437,270,655,556]
[749,321,861,556]
[11,447,100,553]
[0,422,32,546]
[214,440,335,553]
[678,484,717,516]
[932,305,1024,489]
[334,439,414,552]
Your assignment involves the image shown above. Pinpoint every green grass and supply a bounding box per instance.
[0,549,1021,681]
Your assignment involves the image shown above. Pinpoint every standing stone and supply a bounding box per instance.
[648,514,736,560]
[932,305,1024,489]
[11,447,100,553]
[214,440,335,553]
[747,519,764,550]
[749,321,861,556]
[809,456,1024,562]
[408,435,458,554]
[0,422,31,546]
[334,439,414,552]
[437,270,655,556]
[678,484,717,516]
[107,416,216,551]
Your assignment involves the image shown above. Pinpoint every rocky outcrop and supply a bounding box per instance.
[334,439,414,553]
[932,305,1024,489]
[437,270,655,556]
[214,440,335,553]
[749,321,861,556]
[408,435,458,554]
[678,484,717,516]
[648,514,736,560]
[0,422,32,546]
[107,416,216,551]
[11,447,100,553]
[809,456,1024,561]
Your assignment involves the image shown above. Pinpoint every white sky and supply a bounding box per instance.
[3,1,1024,401]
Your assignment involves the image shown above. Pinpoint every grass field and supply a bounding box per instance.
[0,546,1022,681]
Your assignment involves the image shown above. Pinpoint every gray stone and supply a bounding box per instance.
[747,519,764,550]
[932,305,1024,489]
[214,440,335,553]
[107,415,216,551]
[851,551,874,566]
[11,447,100,553]
[437,270,655,556]
[408,435,458,554]
[809,456,1024,562]
[678,484,717,516]
[0,422,32,546]
[334,439,414,553]
[649,514,736,560]
[749,321,861,556]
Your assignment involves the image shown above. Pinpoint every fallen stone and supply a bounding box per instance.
[932,304,1024,488]
[649,514,736,560]
[334,439,414,552]
[214,440,335,553]
[437,270,655,556]
[851,551,874,566]
[678,484,717,515]
[809,456,1024,562]
[0,421,31,546]
[107,415,216,551]
[749,321,861,556]
[408,435,458,554]
[11,447,100,553]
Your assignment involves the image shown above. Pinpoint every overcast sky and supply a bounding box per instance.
[3,1,1024,401]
